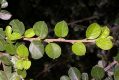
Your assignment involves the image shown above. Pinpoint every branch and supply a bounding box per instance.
[23,38,95,43]
[104,60,118,71]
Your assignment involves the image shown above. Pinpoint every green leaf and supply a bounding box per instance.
[5,26,12,38]
[0,28,5,39]
[45,43,61,59]
[24,28,35,38]
[81,73,89,80]
[114,65,119,80]
[96,38,113,50]
[86,23,101,39]
[0,56,12,65]
[29,40,44,59]
[17,44,29,58]
[0,39,5,51]
[17,69,27,78]
[72,42,86,56]
[23,60,31,70]
[54,20,69,37]
[99,26,110,38]
[91,66,105,80]
[9,19,25,35]
[60,75,70,80]
[33,21,48,39]
[16,60,23,70]
[68,67,81,80]
[9,32,22,40]
[5,43,16,55]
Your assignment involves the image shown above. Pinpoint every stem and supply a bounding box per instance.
[23,38,95,43]
[104,61,118,71]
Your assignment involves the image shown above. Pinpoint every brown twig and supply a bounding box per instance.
[24,38,95,43]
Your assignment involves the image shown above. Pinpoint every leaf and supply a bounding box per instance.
[91,66,105,80]
[54,20,69,37]
[96,38,113,50]
[5,26,12,38]
[9,32,22,40]
[0,56,12,65]
[60,75,70,80]
[17,44,29,58]
[23,60,31,70]
[29,40,44,59]
[0,10,12,20]
[17,69,27,78]
[5,43,16,55]
[0,28,5,39]
[72,42,86,56]
[9,19,25,35]
[45,43,61,59]
[68,67,81,80]
[99,26,110,38]
[16,60,23,70]
[33,21,48,39]
[24,28,35,38]
[0,39,5,51]
[114,65,119,80]
[0,70,8,80]
[1,0,8,8]
[81,73,89,80]
[86,23,101,39]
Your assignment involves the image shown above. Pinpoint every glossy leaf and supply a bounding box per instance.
[16,60,23,70]
[9,32,22,40]
[68,67,81,80]
[5,43,16,55]
[114,65,119,80]
[5,26,12,38]
[72,42,86,56]
[54,20,69,37]
[86,23,101,39]
[0,28,5,39]
[99,26,110,38]
[96,38,113,50]
[17,70,27,78]
[81,73,89,80]
[24,28,35,38]
[29,40,44,59]
[1,0,8,8]
[23,60,31,70]
[0,10,12,20]
[33,21,48,39]
[0,39,5,51]
[60,75,70,80]
[45,43,61,59]
[9,19,25,35]
[17,44,29,58]
[91,66,105,80]
[0,56,12,65]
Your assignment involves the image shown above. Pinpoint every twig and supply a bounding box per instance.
[104,60,118,71]
[68,15,99,25]
[23,38,95,43]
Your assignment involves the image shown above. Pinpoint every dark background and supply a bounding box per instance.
[1,0,119,80]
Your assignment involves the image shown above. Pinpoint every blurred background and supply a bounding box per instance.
[1,0,119,80]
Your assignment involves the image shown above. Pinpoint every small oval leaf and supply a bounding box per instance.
[9,19,25,35]
[60,75,70,80]
[99,26,110,38]
[17,70,27,78]
[33,21,48,39]
[86,23,101,39]
[96,38,113,50]
[68,67,81,80]
[17,44,29,58]
[81,73,89,80]
[9,32,22,40]
[24,28,35,38]
[91,66,105,80]
[72,42,86,56]
[45,43,61,59]
[54,20,69,37]
[23,60,31,70]
[29,40,44,59]
[16,60,23,70]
